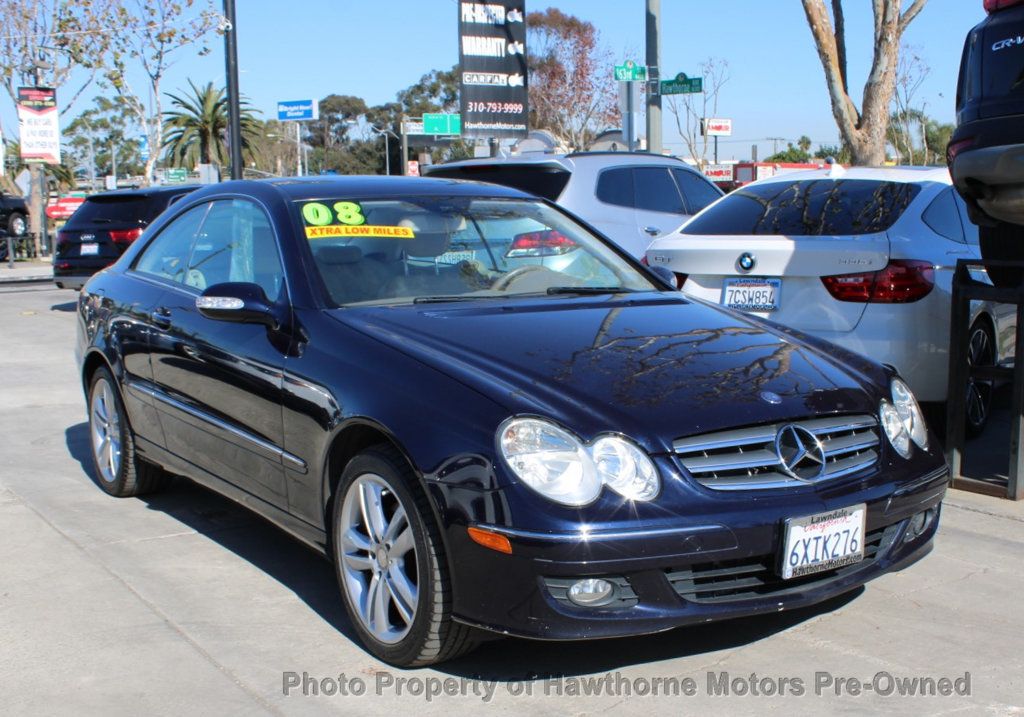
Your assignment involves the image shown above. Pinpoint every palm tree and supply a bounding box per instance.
[162,80,262,172]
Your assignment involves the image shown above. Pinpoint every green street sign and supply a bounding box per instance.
[614,60,647,82]
[661,73,704,95]
[164,168,188,183]
[423,113,462,135]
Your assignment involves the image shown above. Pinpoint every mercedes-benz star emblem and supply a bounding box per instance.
[737,252,756,272]
[774,424,827,482]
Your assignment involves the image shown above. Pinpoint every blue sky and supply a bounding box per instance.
[1,0,987,162]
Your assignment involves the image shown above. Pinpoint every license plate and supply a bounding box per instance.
[721,277,780,311]
[80,243,99,256]
[436,250,474,265]
[781,504,866,579]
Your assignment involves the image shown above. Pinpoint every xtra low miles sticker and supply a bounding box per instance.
[305,225,415,239]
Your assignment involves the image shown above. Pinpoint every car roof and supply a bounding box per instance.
[754,165,952,186]
[427,151,695,173]
[234,175,536,201]
[85,184,201,200]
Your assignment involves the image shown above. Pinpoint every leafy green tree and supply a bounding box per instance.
[64,96,145,186]
[162,80,262,171]
[306,94,369,150]
[765,143,811,163]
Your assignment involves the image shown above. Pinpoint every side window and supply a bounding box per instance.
[672,168,722,214]
[922,188,965,242]
[134,203,209,283]
[952,191,979,245]
[633,167,685,214]
[595,168,634,208]
[186,199,285,300]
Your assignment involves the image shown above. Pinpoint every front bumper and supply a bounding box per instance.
[442,465,947,640]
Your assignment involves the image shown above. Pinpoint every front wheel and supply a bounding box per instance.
[7,212,26,237]
[87,367,167,496]
[331,445,480,666]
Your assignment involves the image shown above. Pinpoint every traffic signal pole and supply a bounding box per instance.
[645,0,662,155]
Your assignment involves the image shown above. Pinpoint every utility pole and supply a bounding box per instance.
[645,0,662,155]
[223,0,243,180]
[400,116,409,175]
[767,137,785,156]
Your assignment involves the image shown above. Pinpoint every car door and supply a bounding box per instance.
[671,167,724,217]
[116,202,213,447]
[631,166,690,250]
[146,198,291,507]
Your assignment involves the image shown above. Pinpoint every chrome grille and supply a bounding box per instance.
[674,414,879,490]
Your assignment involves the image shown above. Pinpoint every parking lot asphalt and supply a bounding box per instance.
[2,284,1022,717]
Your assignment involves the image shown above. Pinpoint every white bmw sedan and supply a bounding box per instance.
[645,165,1014,432]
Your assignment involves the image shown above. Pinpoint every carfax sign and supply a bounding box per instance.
[458,2,528,139]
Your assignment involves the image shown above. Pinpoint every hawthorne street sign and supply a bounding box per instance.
[661,73,703,95]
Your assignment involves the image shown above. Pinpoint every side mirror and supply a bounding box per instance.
[647,264,677,289]
[196,282,279,329]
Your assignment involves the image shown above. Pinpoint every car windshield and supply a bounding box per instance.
[297,196,657,306]
[682,178,921,236]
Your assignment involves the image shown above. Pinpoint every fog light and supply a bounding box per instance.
[904,509,935,543]
[567,578,615,606]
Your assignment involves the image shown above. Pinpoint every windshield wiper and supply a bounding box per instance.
[545,286,641,295]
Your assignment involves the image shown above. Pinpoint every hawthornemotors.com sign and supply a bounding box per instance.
[458,2,528,139]
[18,86,60,164]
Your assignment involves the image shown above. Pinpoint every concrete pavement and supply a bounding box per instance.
[0,258,53,284]
[1,284,1022,716]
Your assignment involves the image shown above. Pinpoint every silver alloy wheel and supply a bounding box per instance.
[965,324,994,430]
[90,377,122,483]
[338,473,419,644]
[10,215,25,236]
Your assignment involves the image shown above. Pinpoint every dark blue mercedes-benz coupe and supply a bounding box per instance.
[75,176,947,666]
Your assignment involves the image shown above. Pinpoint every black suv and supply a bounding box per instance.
[54,185,197,290]
[950,0,1024,281]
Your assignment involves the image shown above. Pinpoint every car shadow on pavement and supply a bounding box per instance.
[50,301,76,312]
[64,421,864,676]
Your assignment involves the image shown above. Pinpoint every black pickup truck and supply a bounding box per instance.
[0,191,29,237]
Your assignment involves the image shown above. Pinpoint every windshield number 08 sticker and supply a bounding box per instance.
[302,201,366,227]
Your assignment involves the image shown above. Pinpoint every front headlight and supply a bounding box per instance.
[890,378,928,450]
[499,418,601,506]
[498,418,661,506]
[880,400,911,458]
[591,435,660,501]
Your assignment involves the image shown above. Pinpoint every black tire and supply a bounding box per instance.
[86,366,168,497]
[978,220,1024,288]
[7,212,26,237]
[330,444,480,666]
[965,319,996,438]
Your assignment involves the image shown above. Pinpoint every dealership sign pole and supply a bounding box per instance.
[18,86,60,256]
[277,99,319,177]
[458,1,529,151]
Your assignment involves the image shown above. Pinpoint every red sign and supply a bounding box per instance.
[702,118,733,137]
[46,196,85,220]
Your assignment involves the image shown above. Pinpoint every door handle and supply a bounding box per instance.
[151,307,172,328]
[643,226,662,237]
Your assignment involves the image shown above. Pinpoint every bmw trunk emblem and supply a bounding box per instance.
[737,253,756,272]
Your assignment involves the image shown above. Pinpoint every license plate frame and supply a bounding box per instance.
[781,503,866,579]
[436,250,475,265]
[79,242,100,256]
[721,277,781,312]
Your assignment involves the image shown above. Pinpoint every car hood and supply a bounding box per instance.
[330,294,883,454]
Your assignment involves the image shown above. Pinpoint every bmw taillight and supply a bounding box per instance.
[985,0,1024,12]
[109,228,143,245]
[505,229,577,258]
[821,260,935,303]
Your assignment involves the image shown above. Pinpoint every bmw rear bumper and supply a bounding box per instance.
[444,466,947,640]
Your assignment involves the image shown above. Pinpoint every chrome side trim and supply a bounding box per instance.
[127,379,307,471]
[473,522,722,543]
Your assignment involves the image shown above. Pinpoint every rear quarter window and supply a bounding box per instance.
[682,179,922,236]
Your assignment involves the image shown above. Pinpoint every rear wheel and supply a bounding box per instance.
[978,220,1024,288]
[7,212,26,237]
[87,367,168,496]
[331,445,480,666]
[965,319,996,437]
